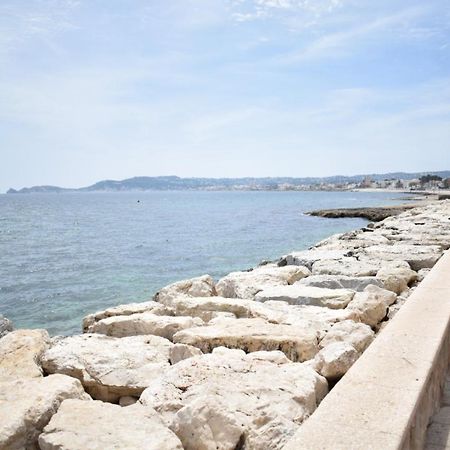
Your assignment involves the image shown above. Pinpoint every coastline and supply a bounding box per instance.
[1,198,449,449]
[306,191,440,221]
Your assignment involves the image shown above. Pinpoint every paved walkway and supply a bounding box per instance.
[425,375,450,449]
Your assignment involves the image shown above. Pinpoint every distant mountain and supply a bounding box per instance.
[7,171,450,193]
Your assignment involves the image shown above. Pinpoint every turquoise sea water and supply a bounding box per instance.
[0,190,409,335]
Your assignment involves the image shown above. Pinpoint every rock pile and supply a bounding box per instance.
[1,200,449,449]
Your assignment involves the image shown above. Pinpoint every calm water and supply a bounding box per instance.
[0,190,409,335]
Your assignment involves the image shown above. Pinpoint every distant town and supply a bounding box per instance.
[272,174,450,192]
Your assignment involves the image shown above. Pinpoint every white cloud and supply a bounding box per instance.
[275,5,429,63]
[0,0,79,57]
[230,0,343,22]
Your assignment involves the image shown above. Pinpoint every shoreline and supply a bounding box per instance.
[1,199,449,449]
[306,192,439,221]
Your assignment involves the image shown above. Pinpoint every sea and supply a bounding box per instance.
[0,190,411,335]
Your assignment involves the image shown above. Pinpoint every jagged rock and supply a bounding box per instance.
[165,295,257,321]
[312,257,382,277]
[83,300,170,332]
[90,313,204,340]
[257,301,353,326]
[312,342,359,380]
[376,262,417,294]
[0,374,89,450]
[140,347,328,450]
[313,230,390,250]
[170,396,244,450]
[361,244,442,271]
[155,275,216,306]
[319,320,374,353]
[0,329,50,381]
[346,285,397,327]
[215,265,311,299]
[38,399,183,450]
[173,318,319,362]
[255,285,355,309]
[298,274,383,291]
[279,250,348,269]
[169,343,203,364]
[0,315,13,338]
[41,334,173,402]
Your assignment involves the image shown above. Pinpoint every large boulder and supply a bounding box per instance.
[215,265,311,299]
[0,315,13,338]
[361,244,442,271]
[314,230,390,250]
[312,342,359,380]
[255,285,355,309]
[376,261,418,295]
[165,295,257,322]
[155,275,216,306]
[319,320,374,353]
[83,300,170,333]
[41,334,173,402]
[312,257,382,277]
[38,399,183,450]
[173,318,319,362]
[140,347,328,450]
[0,374,89,450]
[298,274,383,292]
[90,312,204,340]
[0,329,50,381]
[169,343,203,364]
[278,249,348,269]
[346,285,397,327]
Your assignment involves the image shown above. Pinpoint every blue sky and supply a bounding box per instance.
[0,0,449,191]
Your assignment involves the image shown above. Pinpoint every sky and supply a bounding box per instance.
[0,0,449,192]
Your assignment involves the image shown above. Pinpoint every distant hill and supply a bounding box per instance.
[7,171,450,193]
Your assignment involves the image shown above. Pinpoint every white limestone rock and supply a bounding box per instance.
[166,295,257,321]
[0,374,89,450]
[319,320,374,353]
[90,312,204,340]
[255,285,355,309]
[314,230,390,250]
[215,265,311,299]
[140,347,328,450]
[38,399,183,450]
[346,285,397,327]
[155,274,216,306]
[173,318,319,362]
[361,244,442,271]
[312,257,382,277]
[169,343,203,364]
[0,315,13,338]
[298,274,384,291]
[170,396,244,450]
[376,262,418,294]
[41,334,173,402]
[313,342,359,380]
[83,300,170,332]
[279,249,348,269]
[0,329,50,381]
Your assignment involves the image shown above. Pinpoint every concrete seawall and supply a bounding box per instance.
[284,250,450,450]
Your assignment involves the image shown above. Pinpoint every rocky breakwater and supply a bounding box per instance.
[1,199,449,450]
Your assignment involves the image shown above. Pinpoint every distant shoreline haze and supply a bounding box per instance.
[6,171,450,194]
